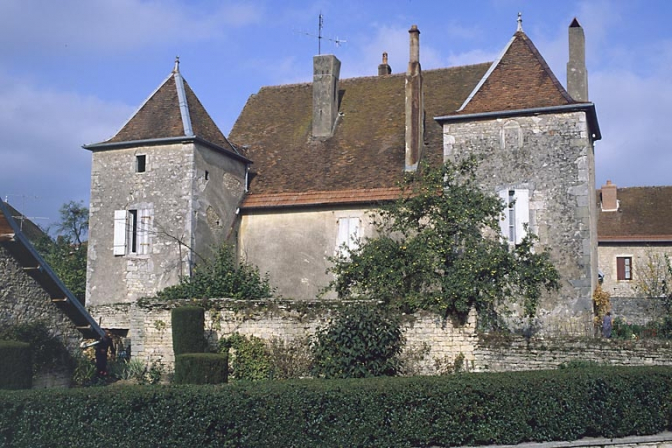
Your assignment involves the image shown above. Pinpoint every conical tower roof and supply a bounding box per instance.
[86,58,241,157]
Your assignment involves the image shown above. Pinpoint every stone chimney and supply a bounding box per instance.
[567,17,588,102]
[405,25,424,171]
[312,54,341,138]
[378,52,392,76]
[601,180,618,212]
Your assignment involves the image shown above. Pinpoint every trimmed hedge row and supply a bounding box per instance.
[174,353,228,385]
[0,366,671,447]
[171,306,206,355]
[0,341,32,390]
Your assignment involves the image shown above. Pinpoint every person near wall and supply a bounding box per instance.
[602,311,613,338]
[82,330,116,377]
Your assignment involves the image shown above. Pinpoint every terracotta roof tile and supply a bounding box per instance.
[230,63,491,199]
[598,186,672,242]
[458,31,575,115]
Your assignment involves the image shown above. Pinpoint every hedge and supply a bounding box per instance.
[0,341,32,390]
[171,306,206,355]
[0,366,671,447]
[174,353,228,385]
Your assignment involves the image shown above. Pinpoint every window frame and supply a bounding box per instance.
[616,256,632,281]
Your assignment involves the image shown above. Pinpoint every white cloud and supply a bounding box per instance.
[0,71,133,223]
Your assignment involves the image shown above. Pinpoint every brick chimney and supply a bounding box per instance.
[378,52,391,76]
[601,180,618,211]
[405,25,424,171]
[312,54,341,138]
[567,17,588,102]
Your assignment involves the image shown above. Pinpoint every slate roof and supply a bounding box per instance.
[598,186,672,242]
[231,29,593,209]
[85,62,243,160]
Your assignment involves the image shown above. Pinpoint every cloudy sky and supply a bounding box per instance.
[1,0,670,228]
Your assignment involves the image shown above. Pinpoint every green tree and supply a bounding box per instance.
[311,304,404,378]
[34,201,89,303]
[327,157,559,326]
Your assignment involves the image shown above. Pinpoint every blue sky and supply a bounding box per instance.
[1,0,670,228]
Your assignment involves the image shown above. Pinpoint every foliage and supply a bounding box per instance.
[610,317,672,341]
[267,336,313,379]
[592,285,611,332]
[108,358,163,385]
[71,352,97,386]
[558,359,601,369]
[1,367,672,447]
[173,353,228,385]
[311,304,405,379]
[33,201,89,303]
[326,157,559,324]
[0,341,32,390]
[171,306,206,356]
[154,244,274,300]
[0,321,74,378]
[219,333,273,381]
[634,252,672,302]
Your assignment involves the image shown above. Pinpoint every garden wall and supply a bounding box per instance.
[89,298,672,375]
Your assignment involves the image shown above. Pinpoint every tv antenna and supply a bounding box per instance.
[3,194,49,231]
[300,13,346,54]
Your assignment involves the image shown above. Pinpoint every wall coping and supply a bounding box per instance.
[460,432,672,448]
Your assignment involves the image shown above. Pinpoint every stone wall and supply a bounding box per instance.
[462,433,672,448]
[442,111,597,334]
[0,246,81,387]
[598,243,672,299]
[89,298,672,375]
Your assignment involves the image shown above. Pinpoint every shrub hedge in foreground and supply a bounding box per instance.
[0,341,32,390]
[174,353,228,385]
[0,366,671,447]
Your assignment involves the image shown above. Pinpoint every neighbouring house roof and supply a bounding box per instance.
[0,201,104,339]
[84,60,248,163]
[231,29,598,210]
[597,186,672,243]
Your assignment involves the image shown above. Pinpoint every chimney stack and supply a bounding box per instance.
[378,52,391,76]
[601,180,618,212]
[405,25,424,171]
[567,17,588,102]
[312,54,341,138]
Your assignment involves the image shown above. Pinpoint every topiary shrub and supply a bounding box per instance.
[173,353,228,385]
[311,304,405,378]
[219,333,273,381]
[171,306,206,356]
[0,341,32,390]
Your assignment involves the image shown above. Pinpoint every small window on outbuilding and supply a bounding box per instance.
[136,155,146,173]
[616,257,632,281]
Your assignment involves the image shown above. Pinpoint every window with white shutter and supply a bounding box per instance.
[336,217,361,256]
[113,210,127,255]
[113,208,151,256]
[498,189,529,245]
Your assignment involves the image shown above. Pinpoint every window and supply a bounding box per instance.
[113,209,151,256]
[136,155,146,173]
[617,257,632,281]
[498,189,529,245]
[336,217,360,256]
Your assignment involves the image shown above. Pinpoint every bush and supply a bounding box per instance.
[311,304,405,378]
[0,366,671,447]
[0,341,32,390]
[220,333,273,381]
[171,306,206,356]
[173,353,228,385]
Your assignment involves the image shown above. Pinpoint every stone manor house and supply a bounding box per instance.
[79,16,602,350]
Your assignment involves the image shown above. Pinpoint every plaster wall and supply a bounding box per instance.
[442,111,597,334]
[87,142,246,306]
[239,206,375,300]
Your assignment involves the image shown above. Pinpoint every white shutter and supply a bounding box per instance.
[138,209,151,255]
[498,189,509,241]
[113,210,127,255]
[336,218,350,255]
[349,218,361,251]
[513,189,529,245]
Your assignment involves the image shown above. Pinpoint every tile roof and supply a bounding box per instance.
[231,30,583,210]
[89,65,238,155]
[598,186,672,242]
[231,63,490,201]
[456,31,576,115]
[242,187,403,210]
